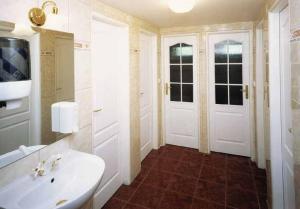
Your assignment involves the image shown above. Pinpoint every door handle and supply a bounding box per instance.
[242,85,249,99]
[93,108,102,113]
[165,83,170,95]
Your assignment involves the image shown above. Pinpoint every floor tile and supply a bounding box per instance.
[181,150,203,165]
[129,184,164,209]
[227,154,250,164]
[160,146,184,160]
[195,180,226,204]
[167,174,198,196]
[258,194,269,209]
[103,146,266,209]
[227,188,259,209]
[152,157,179,173]
[203,153,226,169]
[227,172,255,191]
[113,180,140,201]
[191,198,225,209]
[102,198,126,209]
[250,162,267,178]
[255,176,267,194]
[135,165,150,182]
[143,170,174,189]
[147,149,163,158]
[157,191,193,209]
[176,161,202,178]
[141,155,158,168]
[124,203,150,209]
[200,166,226,185]
[227,159,251,174]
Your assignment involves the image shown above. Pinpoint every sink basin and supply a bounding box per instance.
[0,150,105,209]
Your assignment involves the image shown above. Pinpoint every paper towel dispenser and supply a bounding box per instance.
[0,37,31,109]
[51,102,79,134]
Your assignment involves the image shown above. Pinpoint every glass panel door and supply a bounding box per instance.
[214,40,243,105]
[169,43,193,103]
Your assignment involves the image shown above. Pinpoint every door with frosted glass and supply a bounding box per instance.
[208,33,250,156]
[164,36,199,149]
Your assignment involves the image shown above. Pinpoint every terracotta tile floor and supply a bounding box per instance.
[102,145,268,209]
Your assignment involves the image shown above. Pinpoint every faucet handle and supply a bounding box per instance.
[33,161,46,177]
[51,154,62,170]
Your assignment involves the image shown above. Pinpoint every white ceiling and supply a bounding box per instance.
[99,0,265,27]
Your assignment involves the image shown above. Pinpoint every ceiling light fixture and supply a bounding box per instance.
[168,0,196,13]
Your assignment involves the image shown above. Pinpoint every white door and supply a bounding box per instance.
[208,33,250,156]
[140,33,153,161]
[164,36,199,149]
[91,20,123,208]
[280,6,295,209]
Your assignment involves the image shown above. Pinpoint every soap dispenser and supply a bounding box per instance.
[0,37,32,110]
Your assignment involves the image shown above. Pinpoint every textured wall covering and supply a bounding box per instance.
[160,22,255,154]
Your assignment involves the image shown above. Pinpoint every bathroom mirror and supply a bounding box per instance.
[0,21,75,168]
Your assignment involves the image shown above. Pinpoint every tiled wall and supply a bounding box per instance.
[0,1,160,208]
[160,22,255,154]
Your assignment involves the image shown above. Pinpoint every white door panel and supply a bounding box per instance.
[280,6,295,209]
[91,19,123,208]
[140,114,151,148]
[208,32,250,156]
[164,36,199,149]
[170,109,195,136]
[140,33,153,161]
[94,135,120,189]
[94,123,119,148]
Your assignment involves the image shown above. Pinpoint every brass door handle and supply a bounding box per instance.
[165,83,170,95]
[241,85,249,99]
[93,108,102,112]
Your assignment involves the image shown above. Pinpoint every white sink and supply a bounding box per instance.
[0,150,105,209]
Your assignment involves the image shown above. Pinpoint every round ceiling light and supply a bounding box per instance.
[168,0,196,13]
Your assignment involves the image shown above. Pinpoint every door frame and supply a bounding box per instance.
[206,30,255,159]
[139,29,159,157]
[268,0,289,208]
[161,34,200,149]
[255,21,266,169]
[91,12,131,186]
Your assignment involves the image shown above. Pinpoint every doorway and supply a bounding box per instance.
[208,32,251,156]
[91,13,130,209]
[163,35,199,149]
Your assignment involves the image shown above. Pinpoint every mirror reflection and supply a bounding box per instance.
[0,21,75,168]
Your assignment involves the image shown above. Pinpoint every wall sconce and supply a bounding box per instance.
[28,1,59,27]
